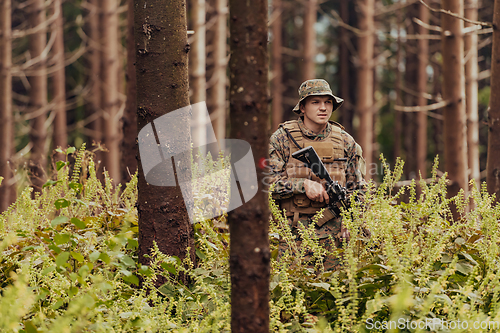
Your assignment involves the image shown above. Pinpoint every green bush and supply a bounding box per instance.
[2,150,500,332]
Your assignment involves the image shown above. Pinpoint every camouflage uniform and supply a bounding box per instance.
[268,79,367,270]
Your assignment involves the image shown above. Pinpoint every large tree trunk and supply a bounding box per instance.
[0,0,14,211]
[487,0,500,200]
[28,0,48,194]
[100,0,120,184]
[87,0,103,175]
[302,0,316,81]
[271,0,283,131]
[465,0,480,187]
[228,0,270,330]
[356,0,375,178]
[135,0,195,283]
[121,0,138,181]
[190,0,207,148]
[416,3,429,179]
[441,0,468,202]
[209,0,227,141]
[51,0,67,156]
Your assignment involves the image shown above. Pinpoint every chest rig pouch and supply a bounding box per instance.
[279,120,346,226]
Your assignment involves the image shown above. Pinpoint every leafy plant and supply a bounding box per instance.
[2,151,500,332]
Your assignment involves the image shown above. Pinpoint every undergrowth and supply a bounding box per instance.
[1,149,500,332]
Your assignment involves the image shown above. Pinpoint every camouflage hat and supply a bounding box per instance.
[292,79,344,115]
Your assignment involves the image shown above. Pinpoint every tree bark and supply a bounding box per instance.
[356,0,375,178]
[403,6,418,179]
[339,0,353,134]
[100,0,121,184]
[190,0,207,149]
[271,0,283,131]
[135,0,195,283]
[487,0,500,200]
[465,0,480,188]
[87,0,103,175]
[122,0,138,181]
[210,0,227,141]
[28,0,48,194]
[431,59,444,161]
[393,6,403,166]
[51,0,67,157]
[416,3,429,179]
[302,0,316,81]
[0,0,14,211]
[441,0,468,202]
[228,0,270,330]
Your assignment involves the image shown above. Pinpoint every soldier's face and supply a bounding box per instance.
[300,96,334,129]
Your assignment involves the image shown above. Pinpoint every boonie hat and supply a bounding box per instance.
[292,79,344,115]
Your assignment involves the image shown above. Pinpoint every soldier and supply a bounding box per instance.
[268,79,367,270]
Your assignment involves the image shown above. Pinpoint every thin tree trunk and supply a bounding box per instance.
[441,0,468,204]
[431,60,444,160]
[135,0,195,284]
[271,0,283,131]
[356,0,375,178]
[121,0,138,181]
[51,0,67,156]
[339,0,352,134]
[210,0,227,142]
[302,0,316,81]
[487,0,500,200]
[0,0,14,211]
[404,8,418,179]
[416,3,429,179]
[100,0,120,184]
[394,6,402,165]
[228,0,270,330]
[87,0,103,174]
[465,0,480,187]
[28,0,48,194]
[190,0,206,149]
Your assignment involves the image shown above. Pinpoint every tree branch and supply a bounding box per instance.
[418,0,492,27]
[394,100,449,112]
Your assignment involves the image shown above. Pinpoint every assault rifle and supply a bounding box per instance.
[291,146,352,217]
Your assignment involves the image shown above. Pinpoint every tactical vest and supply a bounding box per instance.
[279,120,346,226]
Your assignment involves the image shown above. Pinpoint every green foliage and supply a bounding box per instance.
[3,151,500,332]
[479,86,491,108]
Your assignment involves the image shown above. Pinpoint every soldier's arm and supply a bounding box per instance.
[343,132,368,200]
[267,129,307,200]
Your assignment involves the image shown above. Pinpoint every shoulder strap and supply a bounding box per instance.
[329,120,345,131]
[327,121,345,158]
[280,120,303,150]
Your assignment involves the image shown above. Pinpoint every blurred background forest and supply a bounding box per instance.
[0,0,495,212]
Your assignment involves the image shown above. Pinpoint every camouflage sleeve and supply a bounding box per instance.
[267,129,306,200]
[343,132,367,200]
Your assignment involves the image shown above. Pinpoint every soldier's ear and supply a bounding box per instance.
[299,103,305,113]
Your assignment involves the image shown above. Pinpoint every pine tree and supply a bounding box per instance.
[135,0,195,284]
[0,0,14,211]
[442,0,468,204]
[487,0,500,200]
[51,0,67,156]
[228,0,270,330]
[28,0,48,194]
[356,0,375,178]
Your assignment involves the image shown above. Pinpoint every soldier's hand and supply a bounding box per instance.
[304,179,329,204]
